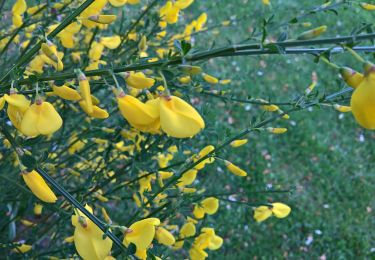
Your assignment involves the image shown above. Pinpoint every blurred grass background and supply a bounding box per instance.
[185,0,375,258]
[0,0,374,258]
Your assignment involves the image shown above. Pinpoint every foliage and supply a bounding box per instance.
[0,0,375,259]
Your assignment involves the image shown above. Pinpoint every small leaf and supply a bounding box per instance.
[180,40,192,55]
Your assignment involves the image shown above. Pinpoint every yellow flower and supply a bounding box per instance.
[21,219,36,227]
[52,84,81,101]
[78,72,93,113]
[160,95,205,138]
[225,160,247,177]
[194,13,207,31]
[100,35,121,49]
[22,170,57,203]
[138,35,148,52]
[180,222,196,238]
[124,71,155,89]
[89,42,105,61]
[254,202,291,222]
[79,101,109,119]
[12,0,27,15]
[160,1,180,24]
[4,92,30,131]
[72,205,113,260]
[177,169,198,187]
[20,100,62,136]
[189,228,223,260]
[230,139,248,147]
[57,22,81,49]
[194,145,215,170]
[297,25,327,40]
[40,41,64,71]
[350,62,375,129]
[109,0,127,7]
[64,236,74,243]
[12,243,32,253]
[127,0,140,4]
[360,2,375,10]
[33,203,43,216]
[262,0,270,5]
[340,67,364,89]
[202,73,219,84]
[261,104,279,112]
[334,104,352,113]
[117,92,160,132]
[179,76,191,84]
[123,218,161,250]
[174,0,194,10]
[155,227,176,246]
[266,127,287,134]
[88,15,117,24]
[193,197,219,219]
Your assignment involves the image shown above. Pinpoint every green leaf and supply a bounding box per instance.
[180,40,192,55]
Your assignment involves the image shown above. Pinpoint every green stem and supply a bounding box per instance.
[3,35,375,89]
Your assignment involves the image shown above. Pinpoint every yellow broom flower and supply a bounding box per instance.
[100,35,121,49]
[202,73,219,84]
[230,139,248,147]
[22,170,57,203]
[297,25,327,40]
[160,95,205,138]
[350,62,375,129]
[109,0,127,7]
[174,0,194,9]
[123,218,160,250]
[340,67,364,89]
[155,227,176,246]
[33,203,43,216]
[117,91,160,130]
[334,104,352,113]
[78,72,93,114]
[160,1,180,24]
[5,93,30,131]
[72,205,113,260]
[88,15,117,24]
[224,160,247,177]
[12,243,32,253]
[20,100,62,136]
[360,2,375,10]
[193,197,219,219]
[52,84,81,101]
[254,202,291,222]
[266,127,287,134]
[124,72,155,89]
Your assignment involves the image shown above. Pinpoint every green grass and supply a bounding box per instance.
[186,0,375,258]
[1,1,374,259]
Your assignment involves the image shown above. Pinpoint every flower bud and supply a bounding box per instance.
[297,25,327,40]
[88,14,117,24]
[230,139,248,147]
[224,160,247,177]
[339,67,364,89]
[334,104,352,113]
[360,2,375,10]
[266,127,287,134]
[22,170,57,203]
